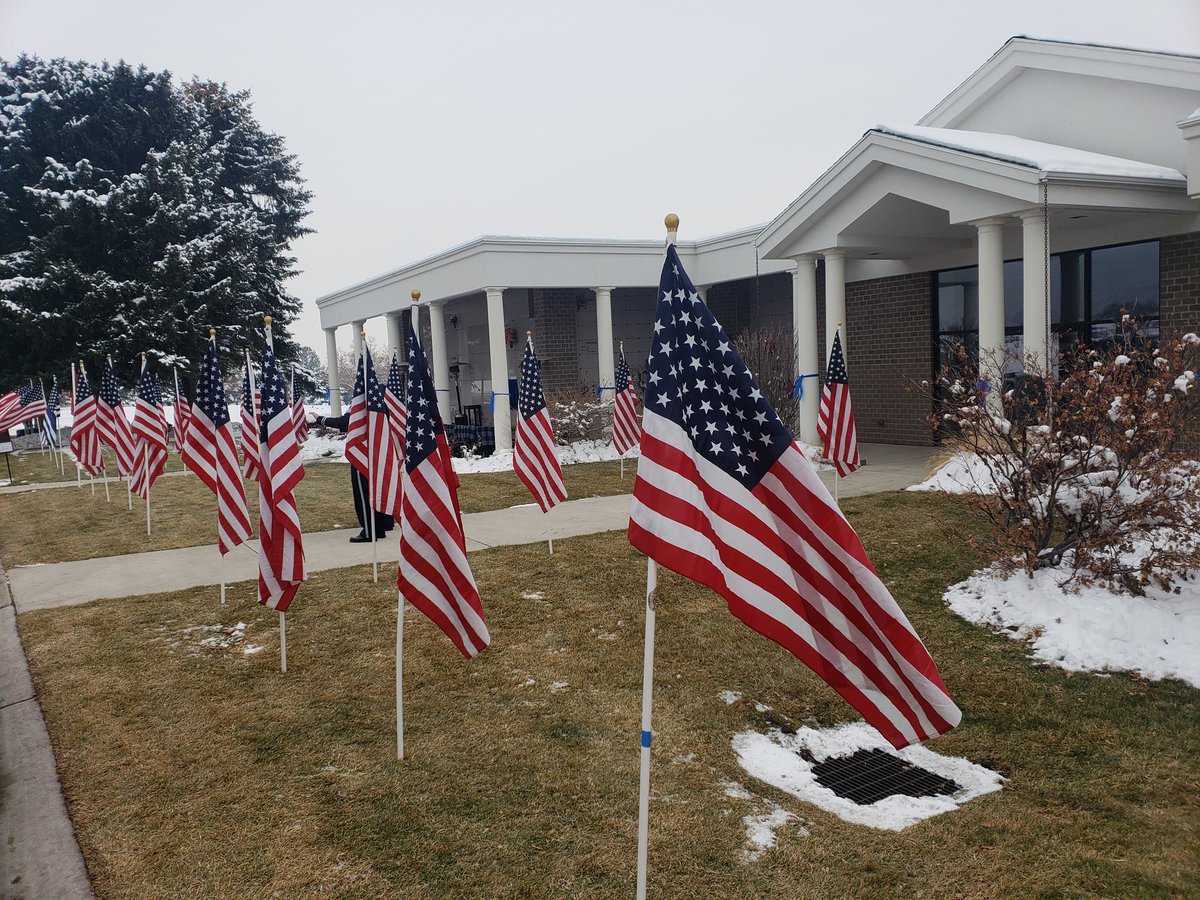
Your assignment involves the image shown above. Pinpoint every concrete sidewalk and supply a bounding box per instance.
[6,443,937,613]
[0,562,93,898]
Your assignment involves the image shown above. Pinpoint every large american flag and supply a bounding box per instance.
[0,389,19,426]
[628,245,960,749]
[345,346,401,518]
[291,367,308,445]
[0,383,47,433]
[130,363,169,499]
[817,329,860,478]
[181,338,253,555]
[173,369,192,453]
[255,339,306,611]
[514,338,567,513]
[95,360,137,477]
[612,346,641,455]
[384,353,407,463]
[240,363,261,481]
[397,314,489,658]
[70,365,105,476]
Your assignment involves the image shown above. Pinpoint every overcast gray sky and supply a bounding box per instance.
[3,0,1198,355]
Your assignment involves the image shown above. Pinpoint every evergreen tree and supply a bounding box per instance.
[0,55,312,386]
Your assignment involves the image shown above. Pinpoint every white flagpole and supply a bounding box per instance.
[279,611,287,673]
[396,592,405,759]
[362,331,378,582]
[252,324,286,675]
[635,213,676,900]
[619,341,626,481]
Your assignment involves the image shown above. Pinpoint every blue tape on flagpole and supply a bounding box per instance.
[595,385,616,400]
[640,730,651,748]
[792,373,819,400]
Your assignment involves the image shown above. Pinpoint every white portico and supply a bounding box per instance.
[315,230,792,450]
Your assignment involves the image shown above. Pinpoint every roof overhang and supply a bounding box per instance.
[920,36,1200,129]
[757,127,1194,262]
[316,225,792,329]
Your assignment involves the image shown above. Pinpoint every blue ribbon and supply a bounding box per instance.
[595,385,616,400]
[640,730,652,749]
[792,373,819,400]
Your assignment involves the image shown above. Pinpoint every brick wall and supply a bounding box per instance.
[529,288,588,395]
[1161,231,1200,337]
[838,271,935,446]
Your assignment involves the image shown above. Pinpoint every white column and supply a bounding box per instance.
[595,287,615,404]
[792,257,819,444]
[823,250,847,364]
[696,285,709,304]
[1019,209,1049,371]
[324,327,341,416]
[427,300,452,423]
[486,287,512,452]
[977,221,1007,393]
[385,312,403,364]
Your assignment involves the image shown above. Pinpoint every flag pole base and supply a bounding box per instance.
[396,593,405,760]
[279,611,287,673]
[635,558,658,900]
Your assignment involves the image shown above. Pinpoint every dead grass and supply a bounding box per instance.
[1,446,187,485]
[19,492,1200,898]
[0,459,632,567]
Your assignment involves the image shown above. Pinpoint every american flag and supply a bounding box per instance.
[95,361,137,477]
[70,365,105,476]
[41,379,61,447]
[345,346,401,518]
[628,245,960,749]
[173,370,192,453]
[817,329,860,478]
[384,353,407,463]
[240,363,261,481]
[256,338,306,611]
[181,338,253,555]
[130,363,169,499]
[514,338,567,513]
[398,314,489,658]
[0,389,19,426]
[291,367,308,445]
[0,383,47,433]
[612,346,641,455]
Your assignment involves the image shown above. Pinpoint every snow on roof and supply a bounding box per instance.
[874,125,1185,182]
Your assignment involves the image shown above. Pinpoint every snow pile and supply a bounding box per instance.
[169,622,261,656]
[945,559,1200,686]
[718,690,743,705]
[734,723,1002,831]
[720,779,808,862]
[907,453,998,494]
[300,432,347,461]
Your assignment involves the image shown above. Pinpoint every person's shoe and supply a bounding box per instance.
[349,531,369,543]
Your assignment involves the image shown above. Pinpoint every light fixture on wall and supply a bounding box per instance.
[449,314,459,329]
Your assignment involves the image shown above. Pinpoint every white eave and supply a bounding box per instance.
[757,125,1192,261]
[920,36,1200,129]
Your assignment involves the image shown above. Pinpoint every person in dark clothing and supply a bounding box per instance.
[312,413,394,542]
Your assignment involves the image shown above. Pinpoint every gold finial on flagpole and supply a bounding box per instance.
[209,328,216,337]
[664,213,679,231]
[361,330,367,338]
[263,315,273,327]
[526,330,532,340]
[412,289,421,302]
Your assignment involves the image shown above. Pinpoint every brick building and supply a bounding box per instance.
[317,37,1200,451]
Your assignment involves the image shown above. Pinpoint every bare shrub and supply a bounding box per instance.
[735,325,800,434]
[926,320,1199,594]
[544,385,606,445]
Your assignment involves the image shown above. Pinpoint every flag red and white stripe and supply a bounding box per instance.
[240,365,261,481]
[182,338,253,555]
[514,338,566,513]
[345,347,401,518]
[255,340,305,611]
[817,329,860,478]
[129,362,169,499]
[612,346,641,455]
[70,365,105,477]
[95,361,137,476]
[291,367,308,445]
[629,246,959,749]
[173,369,192,452]
[398,314,489,657]
[384,353,407,463]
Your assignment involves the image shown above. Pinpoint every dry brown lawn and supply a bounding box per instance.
[19,492,1200,898]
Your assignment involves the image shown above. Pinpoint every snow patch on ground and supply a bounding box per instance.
[718,690,742,705]
[945,563,1200,686]
[549,681,570,693]
[742,807,807,862]
[734,723,1003,831]
[163,621,258,655]
[521,591,545,601]
[906,453,998,494]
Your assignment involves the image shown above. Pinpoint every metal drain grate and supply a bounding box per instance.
[811,748,961,805]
